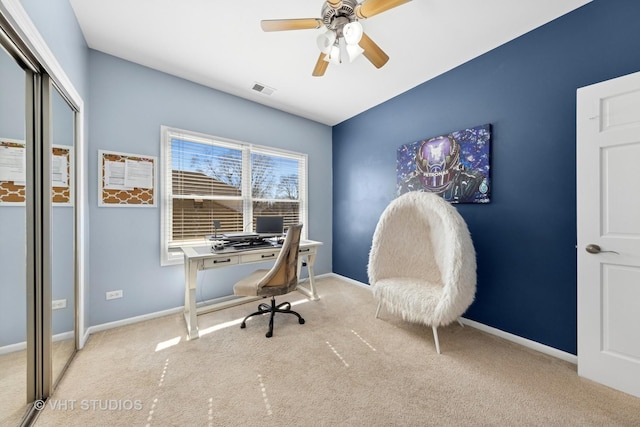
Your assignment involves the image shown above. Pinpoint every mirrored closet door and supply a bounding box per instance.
[0,34,29,427]
[0,13,79,426]
[49,84,76,389]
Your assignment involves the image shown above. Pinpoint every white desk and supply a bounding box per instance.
[181,240,322,339]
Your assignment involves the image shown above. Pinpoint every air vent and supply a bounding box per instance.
[252,82,276,96]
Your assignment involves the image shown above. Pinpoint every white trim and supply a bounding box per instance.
[459,317,577,364]
[160,125,308,266]
[333,273,578,364]
[326,272,371,289]
[83,274,335,336]
[159,126,178,265]
[1,0,87,348]
[52,330,74,343]
[49,273,577,366]
[0,341,26,355]
[0,331,75,355]
[86,306,184,335]
[76,109,86,349]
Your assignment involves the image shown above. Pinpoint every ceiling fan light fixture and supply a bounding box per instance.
[260,0,411,76]
[343,21,363,45]
[316,30,337,53]
[346,43,364,62]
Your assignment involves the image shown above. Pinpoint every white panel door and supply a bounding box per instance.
[577,71,640,398]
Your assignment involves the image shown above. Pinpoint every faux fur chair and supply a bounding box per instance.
[368,191,477,354]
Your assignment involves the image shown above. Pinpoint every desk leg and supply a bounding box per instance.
[183,257,199,340]
[306,252,319,300]
[296,252,319,301]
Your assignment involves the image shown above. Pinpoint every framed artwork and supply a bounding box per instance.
[397,124,491,203]
[0,138,26,205]
[98,150,156,207]
[52,145,73,206]
[0,138,73,205]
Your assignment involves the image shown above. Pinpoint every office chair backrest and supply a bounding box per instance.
[257,223,303,292]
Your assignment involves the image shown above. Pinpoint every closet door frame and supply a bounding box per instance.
[1,1,86,424]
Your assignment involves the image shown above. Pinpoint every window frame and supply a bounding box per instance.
[160,126,308,265]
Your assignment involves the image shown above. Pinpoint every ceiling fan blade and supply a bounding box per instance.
[260,18,323,32]
[312,53,329,77]
[359,33,389,68]
[356,0,411,19]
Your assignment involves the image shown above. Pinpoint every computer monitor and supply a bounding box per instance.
[255,216,284,236]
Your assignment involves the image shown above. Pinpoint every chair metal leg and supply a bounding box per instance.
[432,326,441,354]
[457,317,464,328]
[275,302,305,325]
[267,310,275,338]
[375,301,382,319]
[240,296,304,338]
[240,304,271,329]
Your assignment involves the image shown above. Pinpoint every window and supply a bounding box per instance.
[161,126,308,265]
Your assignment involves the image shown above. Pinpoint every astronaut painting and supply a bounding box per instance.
[397,124,491,203]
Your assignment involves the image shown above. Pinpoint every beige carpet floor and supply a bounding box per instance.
[34,277,640,426]
[1,338,75,427]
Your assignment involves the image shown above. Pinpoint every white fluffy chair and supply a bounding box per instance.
[368,191,477,354]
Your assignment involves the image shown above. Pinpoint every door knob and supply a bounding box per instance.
[585,244,619,254]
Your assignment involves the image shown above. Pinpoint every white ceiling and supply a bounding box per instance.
[69,0,590,126]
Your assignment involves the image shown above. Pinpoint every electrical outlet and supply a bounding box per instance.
[52,299,67,310]
[106,290,123,300]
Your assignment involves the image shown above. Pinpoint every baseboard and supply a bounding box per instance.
[332,273,578,365]
[86,306,184,335]
[81,273,337,339]
[459,318,577,364]
[325,272,372,289]
[73,273,577,366]
[0,341,26,355]
[0,331,75,355]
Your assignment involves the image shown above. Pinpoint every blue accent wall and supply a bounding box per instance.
[332,0,640,354]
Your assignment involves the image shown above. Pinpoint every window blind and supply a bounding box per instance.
[161,126,308,265]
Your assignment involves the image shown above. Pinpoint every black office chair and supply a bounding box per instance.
[233,224,304,338]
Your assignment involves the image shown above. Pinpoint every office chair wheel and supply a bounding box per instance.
[240,322,246,329]
[266,331,272,338]
[299,318,305,325]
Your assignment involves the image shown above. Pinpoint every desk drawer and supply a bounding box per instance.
[298,247,315,256]
[202,256,239,269]
[241,251,279,263]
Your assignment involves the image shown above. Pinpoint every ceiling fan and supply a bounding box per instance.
[260,0,411,77]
